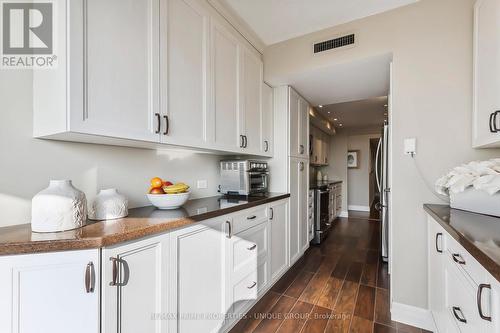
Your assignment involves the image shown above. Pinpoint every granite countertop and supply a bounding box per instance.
[309,180,343,190]
[0,193,289,256]
[424,204,500,282]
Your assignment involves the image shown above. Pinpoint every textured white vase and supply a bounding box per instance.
[88,189,128,221]
[31,180,87,233]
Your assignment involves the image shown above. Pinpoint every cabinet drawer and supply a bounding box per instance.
[232,261,266,314]
[446,236,484,286]
[232,222,268,276]
[445,258,485,333]
[232,206,268,234]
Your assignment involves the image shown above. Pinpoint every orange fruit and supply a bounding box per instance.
[149,187,165,194]
[150,177,163,189]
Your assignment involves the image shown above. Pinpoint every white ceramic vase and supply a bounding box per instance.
[89,189,128,221]
[31,180,87,233]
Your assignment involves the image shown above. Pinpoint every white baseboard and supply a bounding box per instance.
[391,301,436,332]
[347,205,370,212]
[339,210,349,218]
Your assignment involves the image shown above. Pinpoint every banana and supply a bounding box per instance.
[163,183,190,194]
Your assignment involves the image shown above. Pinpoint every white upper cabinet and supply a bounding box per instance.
[240,46,264,154]
[0,250,100,333]
[262,83,274,156]
[288,88,310,158]
[33,0,270,156]
[163,0,210,147]
[211,19,241,151]
[298,98,310,159]
[473,0,500,148]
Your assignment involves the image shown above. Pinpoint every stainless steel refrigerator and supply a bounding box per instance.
[376,121,390,262]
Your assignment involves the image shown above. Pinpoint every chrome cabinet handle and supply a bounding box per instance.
[269,207,274,220]
[435,233,443,253]
[490,111,500,133]
[299,162,304,171]
[226,220,232,238]
[300,145,305,154]
[154,113,161,134]
[240,135,244,148]
[247,281,257,289]
[244,135,248,148]
[264,140,269,152]
[163,115,169,135]
[247,215,257,220]
[247,244,257,251]
[452,253,466,265]
[477,284,492,321]
[452,306,467,323]
[85,262,95,293]
[109,257,119,286]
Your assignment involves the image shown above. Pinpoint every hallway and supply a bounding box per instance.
[230,216,431,333]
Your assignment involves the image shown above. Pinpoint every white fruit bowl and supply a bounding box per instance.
[146,192,190,210]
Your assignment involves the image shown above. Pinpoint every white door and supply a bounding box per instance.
[262,83,274,156]
[211,19,241,151]
[102,235,168,333]
[169,219,227,333]
[289,157,305,265]
[299,159,309,253]
[270,200,288,281]
[240,47,263,154]
[289,88,300,157]
[0,250,100,333]
[163,0,210,146]
[298,98,310,159]
[428,217,448,333]
[473,0,500,147]
[71,0,160,142]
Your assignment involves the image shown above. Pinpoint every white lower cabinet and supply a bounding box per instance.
[102,234,169,333]
[427,214,500,333]
[0,249,100,333]
[270,200,289,281]
[289,157,309,264]
[169,218,228,333]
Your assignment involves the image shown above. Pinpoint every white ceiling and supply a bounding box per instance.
[285,53,392,106]
[222,0,417,45]
[318,96,388,130]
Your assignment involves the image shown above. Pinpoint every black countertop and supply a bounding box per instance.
[424,204,500,282]
[0,193,290,255]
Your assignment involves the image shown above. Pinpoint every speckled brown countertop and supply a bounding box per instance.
[424,204,500,282]
[0,193,289,256]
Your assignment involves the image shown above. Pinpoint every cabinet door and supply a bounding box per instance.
[270,200,289,281]
[473,0,500,147]
[169,218,227,333]
[211,19,241,151]
[289,157,301,264]
[240,47,263,154]
[164,0,210,146]
[322,132,329,165]
[102,235,168,333]
[299,99,310,159]
[299,160,309,253]
[71,0,160,142]
[289,88,300,157]
[427,217,448,333]
[262,83,274,156]
[0,250,100,333]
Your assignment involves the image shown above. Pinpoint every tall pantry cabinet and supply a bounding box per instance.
[270,86,310,265]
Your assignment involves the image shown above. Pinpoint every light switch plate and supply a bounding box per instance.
[197,180,208,189]
[404,138,416,156]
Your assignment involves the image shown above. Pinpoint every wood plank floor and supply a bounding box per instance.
[230,216,432,333]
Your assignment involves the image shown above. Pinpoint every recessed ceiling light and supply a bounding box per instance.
[327,111,331,114]
[339,124,343,127]
[384,104,388,107]
[318,105,323,108]
[333,118,338,121]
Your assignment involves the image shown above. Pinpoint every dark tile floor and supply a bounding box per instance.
[230,215,432,333]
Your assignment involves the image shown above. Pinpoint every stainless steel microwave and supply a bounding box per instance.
[220,160,269,195]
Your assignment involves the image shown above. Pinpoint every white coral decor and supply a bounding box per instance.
[435,158,500,196]
[31,180,87,232]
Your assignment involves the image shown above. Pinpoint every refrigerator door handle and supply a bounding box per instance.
[375,138,382,192]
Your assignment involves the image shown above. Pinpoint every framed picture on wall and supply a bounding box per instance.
[347,150,359,168]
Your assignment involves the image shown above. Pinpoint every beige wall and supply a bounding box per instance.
[0,70,222,228]
[347,134,381,209]
[265,0,500,308]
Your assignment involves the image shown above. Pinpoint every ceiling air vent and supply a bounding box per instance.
[313,33,355,54]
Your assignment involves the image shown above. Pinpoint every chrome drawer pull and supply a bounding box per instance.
[477,284,492,321]
[247,244,257,251]
[109,257,119,286]
[452,253,466,265]
[269,208,274,220]
[435,233,443,253]
[452,306,467,323]
[226,220,232,239]
[85,262,95,293]
[247,281,257,289]
[247,215,257,220]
